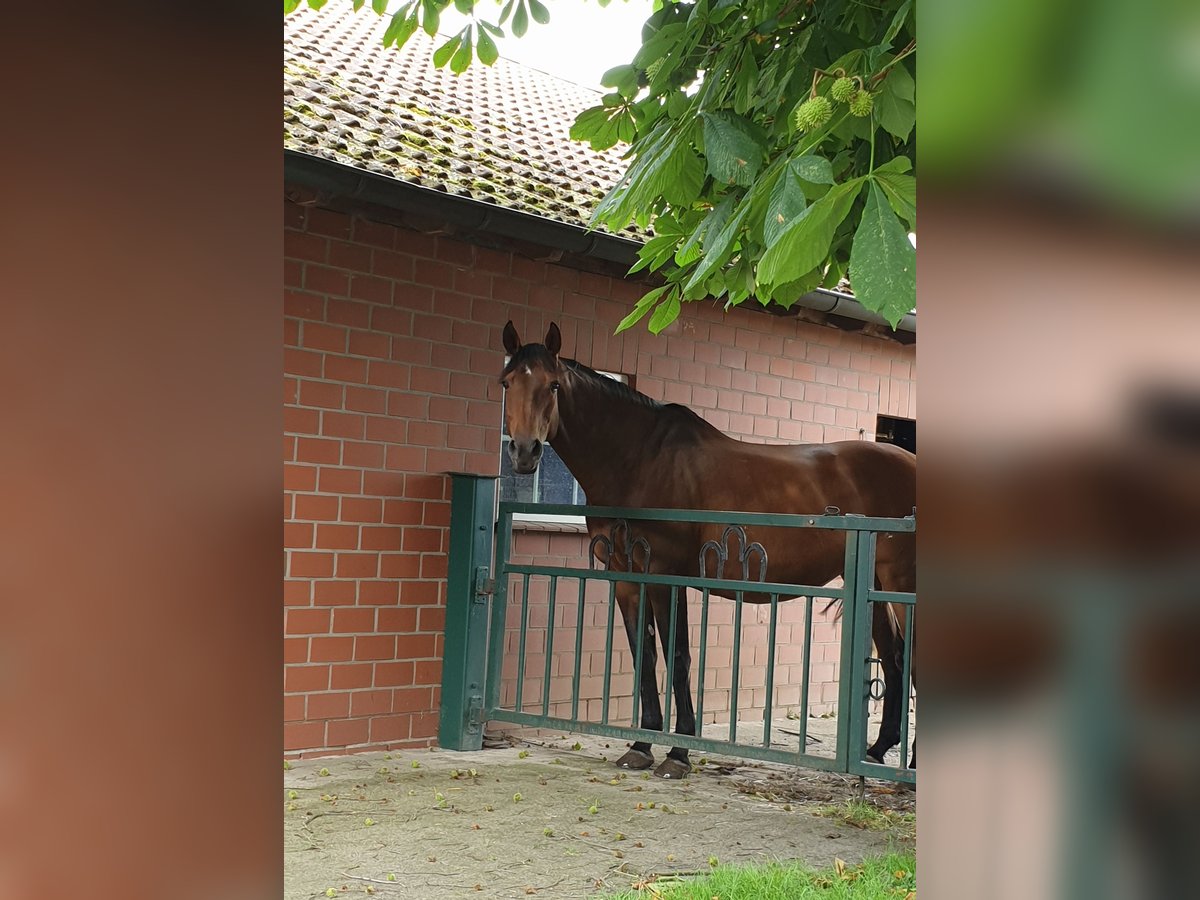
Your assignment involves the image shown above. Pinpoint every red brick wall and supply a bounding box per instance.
[283,196,916,755]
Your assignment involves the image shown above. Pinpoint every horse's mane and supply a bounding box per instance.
[560,358,663,411]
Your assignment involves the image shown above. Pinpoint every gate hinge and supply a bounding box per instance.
[473,566,494,603]
[466,694,484,733]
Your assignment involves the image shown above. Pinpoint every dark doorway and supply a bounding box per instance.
[876,415,916,454]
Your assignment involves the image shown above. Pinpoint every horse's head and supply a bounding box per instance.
[500,320,564,474]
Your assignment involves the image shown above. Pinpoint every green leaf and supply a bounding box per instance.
[615,285,671,334]
[757,178,865,287]
[383,5,419,47]
[872,170,915,226]
[790,155,834,185]
[700,111,764,186]
[600,64,639,97]
[569,105,632,152]
[881,0,912,47]
[450,31,474,74]
[422,0,441,36]
[479,19,504,36]
[873,156,912,175]
[647,290,682,334]
[770,268,824,307]
[355,0,368,11]
[306,0,328,8]
[512,0,529,37]
[662,144,704,207]
[284,0,303,12]
[764,166,807,249]
[498,0,514,24]
[684,196,752,292]
[476,26,499,65]
[875,64,915,141]
[433,34,461,68]
[454,0,473,13]
[527,0,550,25]
[848,182,915,327]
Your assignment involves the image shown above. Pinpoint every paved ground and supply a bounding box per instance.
[284,716,914,899]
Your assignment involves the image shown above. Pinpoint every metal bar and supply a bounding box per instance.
[763,593,779,748]
[438,474,497,751]
[489,709,851,772]
[485,505,512,713]
[515,574,531,713]
[798,596,813,755]
[729,591,743,743]
[696,589,710,738]
[601,580,616,725]
[571,578,585,721]
[834,532,860,770]
[663,586,679,737]
[502,564,839,600]
[898,599,915,769]
[866,589,917,605]
[497,502,915,532]
[541,575,558,717]
[846,532,877,766]
[631,583,647,727]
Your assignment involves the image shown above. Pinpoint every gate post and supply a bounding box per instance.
[438,473,496,751]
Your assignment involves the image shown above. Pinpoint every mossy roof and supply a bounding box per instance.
[284,5,634,236]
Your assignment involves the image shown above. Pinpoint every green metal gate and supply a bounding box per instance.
[438,474,916,785]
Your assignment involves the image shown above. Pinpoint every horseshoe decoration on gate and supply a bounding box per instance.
[588,519,652,573]
[698,524,769,582]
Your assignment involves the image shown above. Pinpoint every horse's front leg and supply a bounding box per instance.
[613,582,662,771]
[866,600,905,765]
[651,587,695,780]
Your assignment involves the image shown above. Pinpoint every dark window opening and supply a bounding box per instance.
[876,414,916,454]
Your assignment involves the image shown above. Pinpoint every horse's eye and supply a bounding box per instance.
[500,379,509,390]
[550,381,560,393]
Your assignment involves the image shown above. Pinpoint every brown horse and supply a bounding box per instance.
[499,321,915,778]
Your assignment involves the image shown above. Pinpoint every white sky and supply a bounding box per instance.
[439,0,654,90]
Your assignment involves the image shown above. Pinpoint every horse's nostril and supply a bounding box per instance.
[531,440,542,455]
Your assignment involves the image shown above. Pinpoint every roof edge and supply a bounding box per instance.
[284,150,915,337]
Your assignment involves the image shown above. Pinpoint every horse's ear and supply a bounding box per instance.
[544,322,561,356]
[502,321,521,356]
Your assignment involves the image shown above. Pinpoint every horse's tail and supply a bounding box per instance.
[820,597,842,621]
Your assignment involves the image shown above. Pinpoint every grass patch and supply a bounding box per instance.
[607,851,914,899]
[816,801,915,832]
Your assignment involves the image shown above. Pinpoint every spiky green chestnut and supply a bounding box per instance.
[645,59,664,81]
[513,792,523,802]
[318,767,330,777]
[793,95,833,131]
[848,90,874,117]
[830,77,856,103]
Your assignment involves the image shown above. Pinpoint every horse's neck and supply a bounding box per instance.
[550,372,660,503]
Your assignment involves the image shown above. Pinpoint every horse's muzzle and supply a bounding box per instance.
[509,438,543,474]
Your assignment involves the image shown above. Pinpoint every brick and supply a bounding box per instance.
[365,415,406,444]
[399,581,439,607]
[350,689,393,717]
[348,330,391,360]
[322,412,365,440]
[359,581,399,605]
[383,501,422,526]
[408,422,446,447]
[371,306,412,336]
[369,715,411,743]
[326,718,370,747]
[355,635,397,661]
[306,208,353,239]
[410,368,450,395]
[316,524,359,550]
[333,607,375,634]
[375,661,415,687]
[313,580,356,606]
[302,323,348,354]
[284,664,330,692]
[284,637,308,664]
[342,441,385,469]
[363,471,404,496]
[289,552,334,578]
[331,663,374,690]
[299,380,344,410]
[296,437,341,465]
[344,386,387,414]
[336,552,379,578]
[284,406,319,435]
[294,494,339,521]
[385,445,425,472]
[305,264,351,297]
[350,274,393,305]
[378,607,418,633]
[341,497,383,523]
[394,687,433,713]
[284,348,324,379]
[327,298,371,330]
[367,361,409,390]
[284,290,325,321]
[307,691,351,720]
[372,249,414,281]
[284,521,313,549]
[380,554,422,579]
[361,526,404,551]
[284,722,325,751]
[386,391,428,420]
[353,217,397,249]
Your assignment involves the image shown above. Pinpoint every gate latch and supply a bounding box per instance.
[473,566,494,604]
[466,694,484,733]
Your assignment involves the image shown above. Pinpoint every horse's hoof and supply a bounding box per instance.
[865,749,886,764]
[614,748,655,770]
[653,757,690,780]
